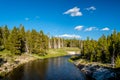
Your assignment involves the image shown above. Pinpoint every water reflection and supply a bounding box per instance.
[22,60,48,80]
[5,56,85,80]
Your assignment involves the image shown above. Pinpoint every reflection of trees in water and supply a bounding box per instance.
[5,57,85,80]
[5,60,49,80]
[47,57,65,70]
[6,65,24,80]
[23,59,49,80]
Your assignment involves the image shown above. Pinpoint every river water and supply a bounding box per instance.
[5,55,85,80]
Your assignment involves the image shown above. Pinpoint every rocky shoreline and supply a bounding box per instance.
[73,59,120,80]
[0,54,36,79]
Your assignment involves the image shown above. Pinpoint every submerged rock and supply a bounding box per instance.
[92,68,116,80]
[76,63,118,80]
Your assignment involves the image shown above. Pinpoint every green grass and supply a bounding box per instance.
[30,47,80,59]
[32,48,68,59]
[0,47,80,60]
[0,47,80,61]
[63,47,80,51]
[68,59,74,62]
[0,50,17,62]
[0,50,12,56]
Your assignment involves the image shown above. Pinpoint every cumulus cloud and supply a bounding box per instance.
[56,34,81,39]
[85,27,98,31]
[101,27,110,31]
[74,25,83,31]
[63,7,82,17]
[25,18,29,21]
[86,6,96,11]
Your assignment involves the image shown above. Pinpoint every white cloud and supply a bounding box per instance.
[25,18,29,21]
[63,7,82,17]
[74,25,83,31]
[85,27,97,31]
[101,27,110,31]
[56,34,81,39]
[86,6,96,11]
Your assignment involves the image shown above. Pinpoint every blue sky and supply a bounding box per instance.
[0,0,120,40]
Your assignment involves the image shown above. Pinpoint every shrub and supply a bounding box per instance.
[115,56,120,68]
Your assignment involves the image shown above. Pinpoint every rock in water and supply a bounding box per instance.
[92,68,116,80]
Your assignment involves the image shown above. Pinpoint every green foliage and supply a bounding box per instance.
[2,25,9,49]
[81,30,120,67]
[0,24,120,68]
[26,29,48,55]
[70,56,81,61]
[0,27,3,50]
[26,30,32,54]
[8,27,21,55]
[0,25,49,55]
[63,38,80,47]
[115,56,120,68]
[19,25,26,52]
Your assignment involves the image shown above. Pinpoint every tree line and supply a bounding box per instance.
[1,25,120,67]
[0,25,49,55]
[0,25,80,55]
[80,30,120,67]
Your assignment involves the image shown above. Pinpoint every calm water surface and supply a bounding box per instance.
[5,55,85,80]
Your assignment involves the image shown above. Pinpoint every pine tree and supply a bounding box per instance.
[0,27,3,50]
[32,29,39,53]
[109,30,117,67]
[26,30,32,54]
[97,35,108,63]
[116,32,120,56]
[39,30,48,55]
[2,25,9,50]
[18,24,26,52]
[8,27,21,55]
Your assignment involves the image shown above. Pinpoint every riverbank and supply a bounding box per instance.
[0,51,36,78]
[70,57,120,80]
[0,49,67,78]
[0,47,80,78]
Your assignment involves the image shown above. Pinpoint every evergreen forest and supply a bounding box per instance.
[0,25,120,67]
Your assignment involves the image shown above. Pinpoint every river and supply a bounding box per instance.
[5,55,86,80]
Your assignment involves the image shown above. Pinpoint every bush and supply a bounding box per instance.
[70,56,80,61]
[0,46,5,51]
[115,56,120,68]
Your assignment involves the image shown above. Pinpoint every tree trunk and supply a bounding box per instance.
[112,44,115,68]
[80,41,83,54]
[58,38,60,48]
[25,41,29,54]
[54,38,57,49]
[61,39,64,48]
[49,39,51,48]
